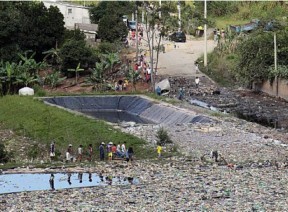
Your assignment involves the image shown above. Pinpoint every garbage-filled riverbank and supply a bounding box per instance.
[1,112,288,211]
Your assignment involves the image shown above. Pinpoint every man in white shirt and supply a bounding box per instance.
[195,77,200,88]
[121,142,126,153]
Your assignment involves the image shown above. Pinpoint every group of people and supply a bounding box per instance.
[99,141,134,162]
[114,79,128,91]
[128,24,144,47]
[213,28,226,43]
[65,143,93,163]
[133,54,152,83]
[49,141,134,163]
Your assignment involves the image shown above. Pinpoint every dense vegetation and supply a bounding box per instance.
[197,2,288,87]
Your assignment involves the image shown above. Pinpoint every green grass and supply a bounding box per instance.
[0,95,157,163]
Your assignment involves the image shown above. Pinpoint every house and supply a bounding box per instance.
[74,23,98,41]
[43,1,91,28]
[43,1,99,41]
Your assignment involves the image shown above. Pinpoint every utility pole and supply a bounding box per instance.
[136,4,139,60]
[177,0,181,31]
[204,0,207,67]
[159,0,161,18]
[274,32,278,97]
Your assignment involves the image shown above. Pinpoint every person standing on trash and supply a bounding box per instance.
[156,86,161,96]
[178,87,184,100]
[99,142,105,161]
[50,141,56,161]
[107,142,113,161]
[77,144,83,162]
[87,144,93,162]
[157,144,163,158]
[195,77,200,88]
[121,142,126,154]
[195,62,200,74]
[66,144,74,162]
[126,146,134,162]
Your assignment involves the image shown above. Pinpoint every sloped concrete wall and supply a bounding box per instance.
[43,96,214,125]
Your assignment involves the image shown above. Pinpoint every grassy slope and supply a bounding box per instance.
[0,95,157,161]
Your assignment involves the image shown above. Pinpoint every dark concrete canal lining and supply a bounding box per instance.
[43,96,214,125]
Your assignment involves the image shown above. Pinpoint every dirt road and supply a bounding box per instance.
[157,38,216,77]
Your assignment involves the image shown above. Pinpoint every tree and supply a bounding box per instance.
[18,2,65,61]
[98,14,128,42]
[59,40,97,72]
[236,25,288,85]
[90,1,133,42]
[0,1,65,62]
[62,29,86,43]
[141,1,174,91]
[89,1,133,24]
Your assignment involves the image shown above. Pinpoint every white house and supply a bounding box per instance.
[43,1,90,28]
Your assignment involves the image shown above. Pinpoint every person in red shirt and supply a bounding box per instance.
[111,144,117,153]
[131,30,136,39]
[134,63,138,71]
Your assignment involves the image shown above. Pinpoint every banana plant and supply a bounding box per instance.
[103,53,120,74]
[67,63,84,84]
[45,70,67,89]
[0,61,18,94]
[14,69,38,87]
[42,48,62,67]
[88,62,105,90]
[18,52,47,75]
[126,66,139,91]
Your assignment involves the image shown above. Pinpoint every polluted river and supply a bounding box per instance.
[0,95,287,211]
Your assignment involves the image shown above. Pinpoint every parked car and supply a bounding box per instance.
[128,21,136,30]
[169,31,186,42]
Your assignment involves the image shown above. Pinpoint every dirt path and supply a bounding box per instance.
[157,38,217,77]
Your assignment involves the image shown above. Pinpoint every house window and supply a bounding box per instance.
[68,8,72,14]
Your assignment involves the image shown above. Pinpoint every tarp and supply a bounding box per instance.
[19,87,34,96]
[43,96,215,125]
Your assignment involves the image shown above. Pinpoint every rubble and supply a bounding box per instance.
[157,76,288,130]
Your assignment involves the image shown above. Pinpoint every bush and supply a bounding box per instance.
[97,42,120,54]
[156,127,172,146]
[33,85,47,97]
[28,144,40,160]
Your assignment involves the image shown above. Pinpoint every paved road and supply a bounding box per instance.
[157,38,216,77]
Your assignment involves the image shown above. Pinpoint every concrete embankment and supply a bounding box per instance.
[43,95,214,125]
